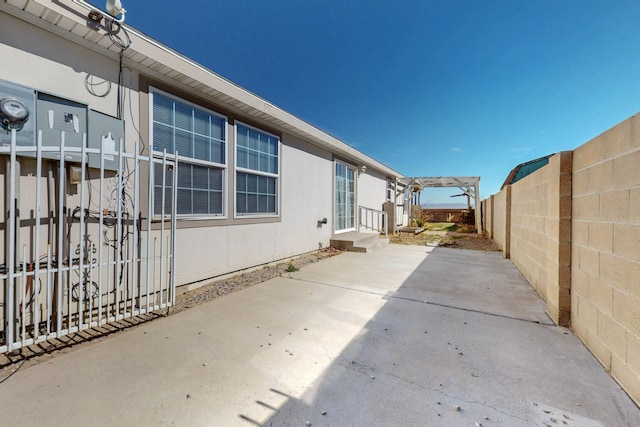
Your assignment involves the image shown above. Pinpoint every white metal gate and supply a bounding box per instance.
[1,130,177,354]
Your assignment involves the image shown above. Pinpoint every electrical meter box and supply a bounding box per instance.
[88,110,124,171]
[36,93,87,162]
[0,79,37,150]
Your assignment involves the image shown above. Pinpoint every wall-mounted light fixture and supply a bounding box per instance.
[360,165,367,174]
[105,0,126,23]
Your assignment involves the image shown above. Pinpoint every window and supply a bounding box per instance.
[151,89,226,217]
[235,123,279,215]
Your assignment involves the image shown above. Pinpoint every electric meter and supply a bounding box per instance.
[0,97,30,131]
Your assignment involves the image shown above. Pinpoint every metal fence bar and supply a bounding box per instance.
[159,151,167,308]
[97,144,104,325]
[21,246,26,345]
[132,142,140,316]
[33,131,42,341]
[6,129,17,351]
[115,138,124,320]
[153,237,157,310]
[46,162,54,337]
[78,139,86,329]
[46,244,52,337]
[170,154,178,306]
[56,134,65,336]
[88,241,94,327]
[145,154,153,313]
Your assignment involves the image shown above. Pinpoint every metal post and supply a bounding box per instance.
[115,138,124,318]
[4,130,17,350]
[170,152,178,305]
[159,151,167,307]
[33,130,43,340]
[97,133,105,325]
[146,156,153,312]
[475,180,482,236]
[78,138,86,327]
[56,132,66,334]
[132,141,140,314]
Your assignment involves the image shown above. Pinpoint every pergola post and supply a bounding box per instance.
[475,181,481,235]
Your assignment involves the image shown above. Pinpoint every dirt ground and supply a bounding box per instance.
[389,223,502,252]
[440,232,503,251]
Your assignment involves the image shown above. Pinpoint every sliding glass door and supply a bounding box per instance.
[335,162,357,233]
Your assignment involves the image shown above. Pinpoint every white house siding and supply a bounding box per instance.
[173,134,335,285]
[357,168,389,213]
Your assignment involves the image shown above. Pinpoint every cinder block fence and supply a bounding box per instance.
[483,113,640,404]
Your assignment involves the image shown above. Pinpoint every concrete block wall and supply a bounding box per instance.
[510,165,551,302]
[509,151,573,325]
[482,196,494,239]
[482,112,640,404]
[492,187,510,257]
[548,152,573,326]
[571,114,640,401]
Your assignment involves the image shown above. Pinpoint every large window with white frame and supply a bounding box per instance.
[235,123,280,216]
[150,88,227,217]
[334,161,357,232]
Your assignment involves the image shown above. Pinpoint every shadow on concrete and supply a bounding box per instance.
[243,247,639,426]
[0,313,160,372]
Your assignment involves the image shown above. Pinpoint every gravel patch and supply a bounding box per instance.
[171,247,343,313]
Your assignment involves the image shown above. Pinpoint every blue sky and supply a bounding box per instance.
[106,0,640,203]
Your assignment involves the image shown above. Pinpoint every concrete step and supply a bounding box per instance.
[330,232,389,253]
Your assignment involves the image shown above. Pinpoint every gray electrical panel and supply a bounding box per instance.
[0,79,36,149]
[36,93,87,162]
[88,110,124,171]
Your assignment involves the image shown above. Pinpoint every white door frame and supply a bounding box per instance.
[333,160,358,234]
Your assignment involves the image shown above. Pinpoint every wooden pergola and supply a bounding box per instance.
[396,176,481,235]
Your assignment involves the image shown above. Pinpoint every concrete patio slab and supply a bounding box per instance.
[0,245,638,426]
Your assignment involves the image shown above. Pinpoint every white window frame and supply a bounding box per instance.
[234,121,280,218]
[149,87,228,220]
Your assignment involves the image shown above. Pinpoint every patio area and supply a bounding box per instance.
[1,245,638,426]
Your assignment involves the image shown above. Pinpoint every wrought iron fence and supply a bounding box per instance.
[1,130,177,354]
